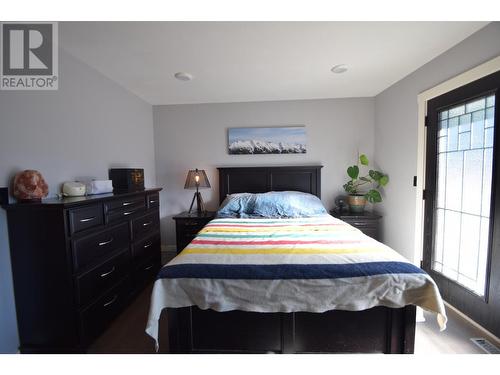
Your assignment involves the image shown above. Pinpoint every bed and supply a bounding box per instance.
[146,166,446,353]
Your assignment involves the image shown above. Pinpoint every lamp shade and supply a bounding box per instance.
[184,169,211,189]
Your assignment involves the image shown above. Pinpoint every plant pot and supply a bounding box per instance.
[347,194,366,213]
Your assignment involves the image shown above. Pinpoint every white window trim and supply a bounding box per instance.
[414,55,500,265]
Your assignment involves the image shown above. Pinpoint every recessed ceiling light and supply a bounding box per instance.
[174,72,194,81]
[331,64,348,74]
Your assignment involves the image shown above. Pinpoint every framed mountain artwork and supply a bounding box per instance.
[228,126,306,154]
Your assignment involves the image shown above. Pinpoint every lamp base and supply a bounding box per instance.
[188,191,206,213]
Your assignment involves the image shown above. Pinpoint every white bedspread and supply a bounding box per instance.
[146,215,447,346]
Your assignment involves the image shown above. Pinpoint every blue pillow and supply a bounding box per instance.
[216,193,257,218]
[253,191,327,218]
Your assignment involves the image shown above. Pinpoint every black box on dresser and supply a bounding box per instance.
[2,188,162,353]
[109,168,145,193]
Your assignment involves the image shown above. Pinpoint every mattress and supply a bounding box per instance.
[146,214,447,346]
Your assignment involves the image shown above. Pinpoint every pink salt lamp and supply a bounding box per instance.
[12,170,49,202]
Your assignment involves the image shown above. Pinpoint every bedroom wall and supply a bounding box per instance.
[0,50,155,353]
[153,98,375,250]
[374,22,500,261]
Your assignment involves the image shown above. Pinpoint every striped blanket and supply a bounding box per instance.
[146,214,447,345]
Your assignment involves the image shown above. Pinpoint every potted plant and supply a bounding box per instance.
[342,154,389,213]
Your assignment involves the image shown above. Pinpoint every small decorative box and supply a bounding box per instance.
[108,168,145,193]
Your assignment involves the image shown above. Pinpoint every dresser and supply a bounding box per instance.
[2,188,162,353]
[173,211,216,253]
[330,209,382,241]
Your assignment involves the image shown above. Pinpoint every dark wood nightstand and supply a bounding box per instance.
[173,211,216,253]
[330,209,382,241]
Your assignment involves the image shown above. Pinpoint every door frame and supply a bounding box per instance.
[415,57,500,335]
[423,73,499,302]
[415,56,500,267]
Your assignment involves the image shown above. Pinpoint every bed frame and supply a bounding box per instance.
[164,166,416,353]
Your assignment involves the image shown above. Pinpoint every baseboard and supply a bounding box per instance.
[444,301,500,345]
[161,245,176,253]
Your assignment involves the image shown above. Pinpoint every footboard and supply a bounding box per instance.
[165,305,416,354]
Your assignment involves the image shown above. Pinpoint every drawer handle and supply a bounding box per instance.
[149,200,157,204]
[144,242,153,249]
[123,211,134,216]
[122,201,134,206]
[79,217,95,223]
[100,266,116,278]
[142,221,153,227]
[184,221,199,226]
[98,237,114,246]
[144,265,154,271]
[103,294,118,307]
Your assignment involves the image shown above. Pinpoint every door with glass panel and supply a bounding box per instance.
[423,70,500,337]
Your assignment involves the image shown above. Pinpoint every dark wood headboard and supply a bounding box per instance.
[217,166,322,204]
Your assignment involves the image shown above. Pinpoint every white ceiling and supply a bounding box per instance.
[60,22,488,105]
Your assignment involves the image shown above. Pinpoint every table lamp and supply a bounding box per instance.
[184,168,211,213]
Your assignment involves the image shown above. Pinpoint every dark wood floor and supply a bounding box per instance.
[87,283,165,354]
[88,283,497,354]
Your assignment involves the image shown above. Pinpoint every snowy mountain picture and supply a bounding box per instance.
[228,126,306,154]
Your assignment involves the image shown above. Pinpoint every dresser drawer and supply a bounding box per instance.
[330,211,382,242]
[173,212,216,255]
[68,204,104,234]
[132,232,161,264]
[343,220,378,238]
[132,254,161,291]
[132,210,159,240]
[104,195,145,212]
[106,204,146,224]
[80,278,130,345]
[357,226,378,239]
[178,218,210,227]
[72,222,130,272]
[76,250,130,307]
[343,219,378,228]
[179,227,204,239]
[178,231,197,244]
[147,192,159,209]
[177,219,209,235]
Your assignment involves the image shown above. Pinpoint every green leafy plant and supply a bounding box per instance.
[343,154,389,203]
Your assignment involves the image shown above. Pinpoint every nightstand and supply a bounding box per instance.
[330,209,382,241]
[173,211,216,253]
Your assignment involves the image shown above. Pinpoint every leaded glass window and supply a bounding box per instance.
[432,94,495,296]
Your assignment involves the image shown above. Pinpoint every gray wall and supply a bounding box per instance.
[374,22,500,260]
[153,98,375,248]
[0,50,155,353]
[2,22,498,353]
